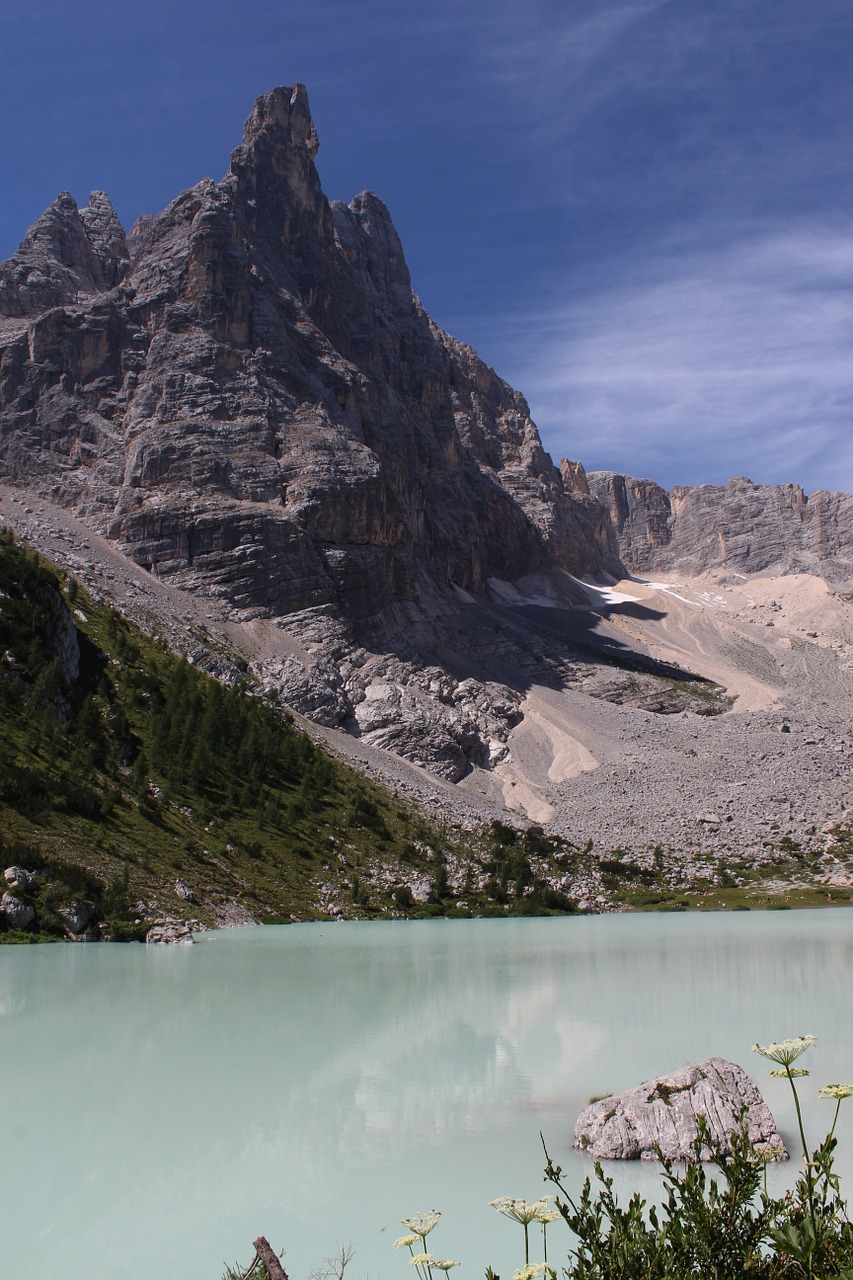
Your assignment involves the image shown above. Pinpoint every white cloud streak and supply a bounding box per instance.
[493,223,853,492]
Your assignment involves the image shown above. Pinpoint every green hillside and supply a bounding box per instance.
[0,530,582,942]
[0,529,449,939]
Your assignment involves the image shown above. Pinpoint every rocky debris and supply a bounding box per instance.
[145,922,196,944]
[589,473,853,580]
[4,866,37,892]
[574,1057,787,1162]
[209,898,257,928]
[174,878,195,903]
[1,891,35,929]
[3,483,853,875]
[51,900,93,935]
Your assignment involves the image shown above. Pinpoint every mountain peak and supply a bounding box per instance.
[238,83,319,159]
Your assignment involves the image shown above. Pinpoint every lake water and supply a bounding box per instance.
[3,910,853,1280]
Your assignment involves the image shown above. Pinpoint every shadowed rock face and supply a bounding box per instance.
[589,473,853,580]
[574,1057,788,1162]
[0,84,618,624]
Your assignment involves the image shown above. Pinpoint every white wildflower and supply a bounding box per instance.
[488,1198,542,1225]
[752,1036,816,1067]
[402,1212,442,1238]
[820,1084,853,1100]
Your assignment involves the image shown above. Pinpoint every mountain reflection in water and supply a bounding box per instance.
[1,912,852,1280]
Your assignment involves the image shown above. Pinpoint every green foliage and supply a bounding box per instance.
[0,528,451,936]
[543,1039,853,1280]
[548,1122,773,1280]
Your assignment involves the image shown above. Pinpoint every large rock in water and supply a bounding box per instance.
[573,1057,788,1162]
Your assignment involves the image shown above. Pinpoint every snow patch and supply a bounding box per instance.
[566,576,641,606]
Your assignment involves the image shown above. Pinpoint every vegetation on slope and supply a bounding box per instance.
[0,531,582,941]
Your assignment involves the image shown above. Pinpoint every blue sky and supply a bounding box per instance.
[2,0,852,491]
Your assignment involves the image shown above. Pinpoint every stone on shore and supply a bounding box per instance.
[574,1056,788,1161]
[1,891,35,929]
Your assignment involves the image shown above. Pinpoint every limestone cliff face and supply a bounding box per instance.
[588,472,853,580]
[0,85,618,625]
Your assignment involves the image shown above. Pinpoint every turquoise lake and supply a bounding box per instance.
[2,910,853,1280]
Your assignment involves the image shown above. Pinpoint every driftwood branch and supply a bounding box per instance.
[252,1237,289,1280]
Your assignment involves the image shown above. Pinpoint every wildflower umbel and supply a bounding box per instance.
[488,1198,552,1227]
[402,1213,442,1239]
[752,1035,816,1067]
[513,1266,547,1280]
[432,1262,460,1273]
[820,1084,853,1100]
[489,1198,554,1265]
[394,1236,420,1250]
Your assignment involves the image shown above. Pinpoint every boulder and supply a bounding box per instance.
[574,1056,787,1162]
[1,891,35,929]
[53,900,93,935]
[146,923,194,944]
[4,866,36,892]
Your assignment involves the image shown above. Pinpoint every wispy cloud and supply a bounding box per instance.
[490,222,853,492]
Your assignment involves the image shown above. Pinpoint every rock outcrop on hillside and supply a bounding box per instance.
[589,473,853,579]
[574,1057,787,1162]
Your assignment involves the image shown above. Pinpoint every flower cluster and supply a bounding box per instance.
[401,1212,442,1239]
[488,1198,554,1226]
[820,1084,853,1101]
[752,1035,816,1069]
[396,1211,457,1280]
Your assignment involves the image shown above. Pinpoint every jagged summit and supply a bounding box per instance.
[0,85,618,781]
[0,188,128,316]
[236,83,320,159]
[1,85,851,805]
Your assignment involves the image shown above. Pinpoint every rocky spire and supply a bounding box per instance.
[79,190,129,287]
[0,188,129,318]
[227,83,327,231]
[0,191,104,317]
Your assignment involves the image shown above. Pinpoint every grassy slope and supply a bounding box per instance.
[0,531,581,941]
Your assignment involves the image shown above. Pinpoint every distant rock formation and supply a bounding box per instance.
[0,85,627,781]
[1,84,851,790]
[0,190,128,316]
[573,1056,788,1162]
[588,473,853,580]
[0,85,618,614]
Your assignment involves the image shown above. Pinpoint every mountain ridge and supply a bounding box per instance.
[1,85,853,881]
